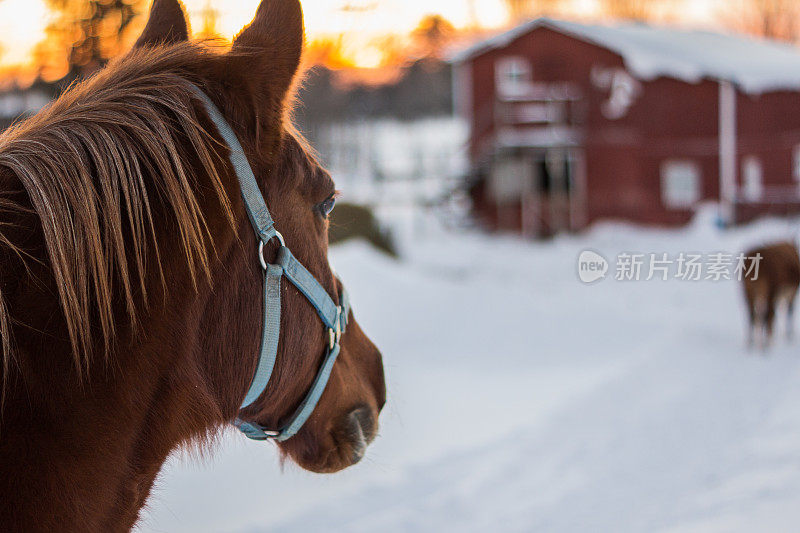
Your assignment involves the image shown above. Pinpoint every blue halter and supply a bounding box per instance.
[189,86,349,442]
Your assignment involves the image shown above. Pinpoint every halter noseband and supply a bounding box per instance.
[190,86,349,442]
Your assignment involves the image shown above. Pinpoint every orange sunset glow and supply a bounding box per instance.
[0,0,722,82]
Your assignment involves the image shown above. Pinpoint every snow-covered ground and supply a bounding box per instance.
[139,209,800,533]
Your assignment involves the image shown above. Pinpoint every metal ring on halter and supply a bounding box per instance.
[261,429,281,439]
[258,231,285,270]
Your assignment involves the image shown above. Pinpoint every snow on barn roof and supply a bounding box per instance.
[452,18,800,94]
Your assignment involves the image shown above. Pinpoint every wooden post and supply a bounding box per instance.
[719,80,737,225]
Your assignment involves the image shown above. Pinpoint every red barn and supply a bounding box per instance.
[453,18,800,236]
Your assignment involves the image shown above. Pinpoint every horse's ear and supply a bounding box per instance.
[134,0,190,48]
[229,0,304,107]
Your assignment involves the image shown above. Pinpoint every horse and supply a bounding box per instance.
[742,241,800,350]
[329,202,397,257]
[0,0,386,530]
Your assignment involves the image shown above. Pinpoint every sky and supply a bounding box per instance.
[0,0,719,69]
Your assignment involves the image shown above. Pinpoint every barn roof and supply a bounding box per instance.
[452,18,800,94]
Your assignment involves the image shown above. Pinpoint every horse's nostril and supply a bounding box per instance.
[348,406,377,444]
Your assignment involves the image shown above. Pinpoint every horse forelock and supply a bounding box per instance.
[0,43,239,383]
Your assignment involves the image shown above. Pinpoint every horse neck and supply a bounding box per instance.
[0,184,259,531]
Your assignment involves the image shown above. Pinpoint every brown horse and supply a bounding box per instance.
[329,202,397,257]
[0,0,385,530]
[742,241,800,350]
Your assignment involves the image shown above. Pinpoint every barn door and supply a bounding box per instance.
[546,148,571,234]
[528,149,573,237]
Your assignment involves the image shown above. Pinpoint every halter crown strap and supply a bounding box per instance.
[187,85,277,245]
[189,85,348,442]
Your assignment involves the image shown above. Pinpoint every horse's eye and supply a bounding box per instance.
[317,194,336,218]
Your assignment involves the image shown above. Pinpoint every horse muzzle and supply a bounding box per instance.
[284,404,379,473]
[340,405,379,463]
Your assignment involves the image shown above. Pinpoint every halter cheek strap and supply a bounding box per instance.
[189,85,349,442]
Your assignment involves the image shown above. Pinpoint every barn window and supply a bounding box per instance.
[742,156,763,202]
[496,57,532,98]
[661,161,701,208]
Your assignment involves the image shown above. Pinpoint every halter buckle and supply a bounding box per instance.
[258,230,285,270]
[328,306,342,350]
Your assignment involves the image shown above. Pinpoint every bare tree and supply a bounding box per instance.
[305,35,356,69]
[725,0,800,42]
[195,0,224,42]
[504,0,533,22]
[600,0,659,20]
[503,0,564,24]
[467,0,480,30]
[44,0,147,76]
[411,15,457,60]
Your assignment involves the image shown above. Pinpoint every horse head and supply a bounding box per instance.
[134,0,387,473]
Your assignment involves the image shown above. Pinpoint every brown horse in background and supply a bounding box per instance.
[742,241,800,350]
[329,202,397,257]
[0,0,385,530]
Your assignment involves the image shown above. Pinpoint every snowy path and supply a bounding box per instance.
[139,214,800,533]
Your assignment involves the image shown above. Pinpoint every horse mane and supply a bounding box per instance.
[0,43,236,378]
